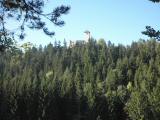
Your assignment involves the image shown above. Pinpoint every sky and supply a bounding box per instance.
[16,0,160,46]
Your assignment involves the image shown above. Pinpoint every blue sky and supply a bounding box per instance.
[18,0,160,46]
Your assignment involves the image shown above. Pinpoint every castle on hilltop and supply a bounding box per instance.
[69,30,91,48]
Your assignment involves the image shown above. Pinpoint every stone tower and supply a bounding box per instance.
[84,30,91,42]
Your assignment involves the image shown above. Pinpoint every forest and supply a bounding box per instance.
[0,38,160,120]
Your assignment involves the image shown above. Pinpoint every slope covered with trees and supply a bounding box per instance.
[0,39,160,120]
[0,0,70,52]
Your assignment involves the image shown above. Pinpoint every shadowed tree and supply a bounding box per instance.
[142,1,160,41]
[142,26,160,41]
[149,0,160,2]
[0,0,70,52]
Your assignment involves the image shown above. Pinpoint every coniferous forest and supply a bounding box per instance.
[0,39,160,120]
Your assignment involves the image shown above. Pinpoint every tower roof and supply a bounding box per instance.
[84,30,90,34]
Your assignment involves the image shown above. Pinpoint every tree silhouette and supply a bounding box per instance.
[149,0,160,2]
[0,0,70,52]
[142,26,160,41]
[142,0,160,41]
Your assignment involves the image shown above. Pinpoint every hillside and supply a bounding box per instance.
[0,39,160,120]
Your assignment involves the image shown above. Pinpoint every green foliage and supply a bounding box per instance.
[84,82,95,107]
[127,82,132,91]
[1,39,160,120]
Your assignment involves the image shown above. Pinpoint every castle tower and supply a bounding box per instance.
[84,30,91,42]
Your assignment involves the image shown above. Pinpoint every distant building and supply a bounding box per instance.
[84,30,91,42]
[69,30,91,48]
[69,40,75,48]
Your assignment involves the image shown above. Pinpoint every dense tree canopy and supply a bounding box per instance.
[1,38,160,120]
